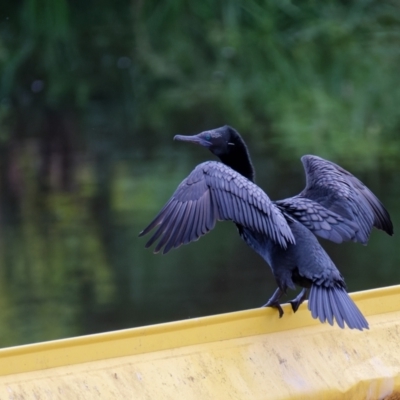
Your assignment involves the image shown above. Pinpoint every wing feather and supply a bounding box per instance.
[195,196,205,238]
[277,155,393,245]
[140,161,294,253]
[153,204,182,253]
[144,203,177,249]
[164,203,188,254]
[301,155,393,242]
[189,201,201,243]
[178,201,192,242]
[276,196,359,244]
[173,201,192,249]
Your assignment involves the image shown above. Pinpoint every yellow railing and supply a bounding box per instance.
[0,285,400,399]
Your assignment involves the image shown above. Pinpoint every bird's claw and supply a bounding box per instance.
[289,299,301,313]
[288,289,308,313]
[263,301,284,318]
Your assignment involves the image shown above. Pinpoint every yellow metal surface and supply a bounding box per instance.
[0,286,400,399]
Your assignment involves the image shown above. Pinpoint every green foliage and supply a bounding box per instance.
[134,0,400,166]
[1,1,400,164]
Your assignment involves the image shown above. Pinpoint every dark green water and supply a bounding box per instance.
[1,0,400,347]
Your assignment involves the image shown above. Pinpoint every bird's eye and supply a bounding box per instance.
[205,134,211,141]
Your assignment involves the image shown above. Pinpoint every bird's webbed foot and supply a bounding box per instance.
[289,288,309,313]
[263,288,285,318]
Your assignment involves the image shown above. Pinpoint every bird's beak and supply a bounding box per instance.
[174,134,211,147]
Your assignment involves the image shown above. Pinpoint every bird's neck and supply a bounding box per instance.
[219,143,255,182]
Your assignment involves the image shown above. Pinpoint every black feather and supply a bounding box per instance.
[299,155,393,242]
[140,160,295,254]
[308,285,368,330]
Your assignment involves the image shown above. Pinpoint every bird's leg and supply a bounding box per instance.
[289,288,309,313]
[263,288,285,318]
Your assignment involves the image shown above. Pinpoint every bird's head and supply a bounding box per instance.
[174,125,254,181]
[174,125,239,157]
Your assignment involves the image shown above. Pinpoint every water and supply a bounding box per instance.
[1,0,400,347]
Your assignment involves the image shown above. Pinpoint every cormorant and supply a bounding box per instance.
[139,126,393,330]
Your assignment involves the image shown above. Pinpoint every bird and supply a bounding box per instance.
[139,126,393,330]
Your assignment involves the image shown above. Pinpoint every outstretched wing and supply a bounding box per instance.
[276,196,359,244]
[139,161,295,254]
[294,155,393,244]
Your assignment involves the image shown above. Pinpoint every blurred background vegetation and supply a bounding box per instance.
[0,0,399,347]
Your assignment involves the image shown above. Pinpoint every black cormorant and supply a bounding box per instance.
[139,126,393,330]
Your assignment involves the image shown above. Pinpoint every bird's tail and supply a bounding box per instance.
[308,284,369,330]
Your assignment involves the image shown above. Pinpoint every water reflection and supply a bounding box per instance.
[0,143,397,347]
